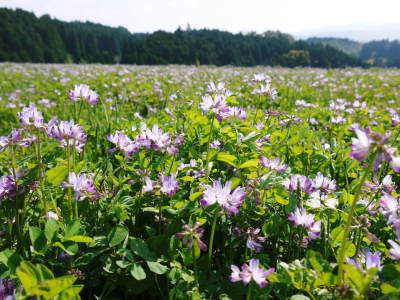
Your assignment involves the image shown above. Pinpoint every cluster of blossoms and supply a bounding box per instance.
[346,248,382,271]
[260,156,287,173]
[200,180,246,215]
[69,84,99,105]
[230,259,275,288]
[329,98,367,113]
[207,81,232,96]
[251,75,277,100]
[142,173,179,196]
[0,174,16,202]
[288,207,321,242]
[17,104,44,129]
[0,278,15,300]
[283,173,336,195]
[61,172,96,201]
[177,159,205,179]
[47,120,87,152]
[363,175,396,194]
[199,94,246,121]
[108,125,184,158]
[0,129,34,152]
[350,128,400,173]
[175,222,207,251]
[232,227,267,253]
[295,99,317,109]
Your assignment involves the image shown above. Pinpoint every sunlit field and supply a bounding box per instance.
[1,63,400,299]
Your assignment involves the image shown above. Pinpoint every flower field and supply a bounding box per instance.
[1,63,400,299]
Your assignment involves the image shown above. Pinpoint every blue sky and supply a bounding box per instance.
[2,0,400,38]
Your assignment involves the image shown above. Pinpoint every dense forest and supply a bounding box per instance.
[305,37,400,67]
[0,8,363,67]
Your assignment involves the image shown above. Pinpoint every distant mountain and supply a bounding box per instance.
[295,23,400,42]
[305,37,362,57]
[304,37,400,67]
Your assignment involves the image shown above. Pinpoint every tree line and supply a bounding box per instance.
[0,8,363,67]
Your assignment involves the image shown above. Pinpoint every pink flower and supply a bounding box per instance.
[159,173,179,196]
[230,259,275,288]
[61,172,96,201]
[47,120,87,152]
[17,104,44,129]
[313,173,337,194]
[200,180,246,215]
[288,207,315,228]
[260,157,287,172]
[283,175,314,194]
[388,240,400,260]
[350,129,373,161]
[69,84,99,105]
[175,222,207,251]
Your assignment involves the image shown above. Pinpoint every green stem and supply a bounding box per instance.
[246,282,253,300]
[205,115,216,182]
[208,213,218,270]
[337,160,372,285]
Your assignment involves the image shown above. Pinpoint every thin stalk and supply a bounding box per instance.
[207,213,218,270]
[204,115,216,182]
[337,159,373,285]
[11,146,23,252]
[66,140,73,221]
[246,282,253,300]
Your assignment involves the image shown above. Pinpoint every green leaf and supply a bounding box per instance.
[381,283,400,294]
[275,194,289,205]
[53,242,75,255]
[216,153,237,167]
[29,226,47,252]
[45,219,59,242]
[0,249,22,275]
[189,191,203,201]
[239,159,259,169]
[290,295,310,300]
[147,261,168,274]
[16,261,39,293]
[130,263,146,280]
[63,235,94,243]
[64,220,82,238]
[46,165,68,186]
[130,239,153,260]
[108,225,129,247]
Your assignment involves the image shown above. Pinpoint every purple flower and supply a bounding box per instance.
[107,131,140,157]
[283,174,314,194]
[252,83,277,100]
[17,104,44,129]
[260,157,287,172]
[47,120,87,152]
[200,180,246,215]
[346,248,382,271]
[0,278,15,299]
[210,139,221,149]
[0,129,33,152]
[388,240,400,260]
[0,174,15,202]
[313,173,337,194]
[288,207,315,228]
[142,176,156,193]
[44,211,59,221]
[307,220,321,240]
[245,228,267,253]
[350,129,373,161]
[229,107,247,121]
[159,173,179,196]
[61,172,96,201]
[69,84,99,105]
[380,192,400,217]
[230,259,275,288]
[199,94,231,121]
[175,222,207,251]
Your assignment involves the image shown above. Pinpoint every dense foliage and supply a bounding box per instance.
[1,63,400,299]
[0,8,362,67]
